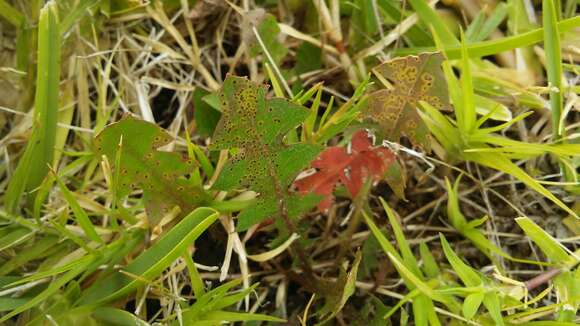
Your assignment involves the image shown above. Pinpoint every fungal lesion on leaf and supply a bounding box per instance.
[94,116,210,226]
[209,75,322,231]
[365,52,451,151]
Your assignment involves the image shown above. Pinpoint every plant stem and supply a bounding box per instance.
[525,268,561,291]
[336,181,372,262]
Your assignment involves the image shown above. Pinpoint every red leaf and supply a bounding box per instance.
[295,131,399,211]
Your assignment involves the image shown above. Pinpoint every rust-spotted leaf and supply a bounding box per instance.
[210,76,322,231]
[94,117,209,225]
[365,52,450,150]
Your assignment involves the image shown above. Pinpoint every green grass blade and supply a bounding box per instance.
[554,270,580,321]
[198,310,285,323]
[459,30,476,133]
[463,292,484,319]
[5,1,61,212]
[303,86,322,141]
[50,217,97,255]
[0,227,33,251]
[379,198,422,277]
[515,217,570,265]
[465,152,576,218]
[362,211,403,262]
[77,207,219,306]
[408,0,458,46]
[0,236,59,276]
[482,292,504,326]
[190,279,244,311]
[377,0,433,46]
[0,257,93,322]
[419,102,463,156]
[439,234,482,287]
[0,0,24,27]
[543,0,564,140]
[519,322,578,326]
[91,307,150,326]
[395,16,580,59]
[465,10,486,42]
[444,178,541,264]
[419,243,440,278]
[182,252,205,299]
[383,289,420,320]
[318,251,362,324]
[191,143,214,180]
[386,252,438,299]
[474,94,512,122]
[60,0,100,35]
[474,3,508,42]
[6,255,94,287]
[412,294,436,326]
[386,252,456,311]
[475,111,533,134]
[208,284,259,311]
[542,0,574,182]
[0,297,30,313]
[55,176,102,243]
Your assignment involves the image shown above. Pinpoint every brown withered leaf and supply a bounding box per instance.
[365,52,450,150]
